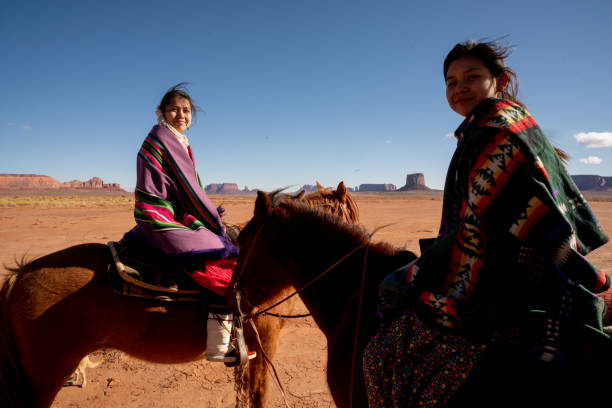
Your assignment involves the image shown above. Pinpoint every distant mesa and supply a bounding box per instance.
[353,174,612,193]
[571,175,612,191]
[359,183,397,192]
[398,173,430,191]
[357,173,430,192]
[205,183,255,194]
[0,174,125,192]
[7,173,604,195]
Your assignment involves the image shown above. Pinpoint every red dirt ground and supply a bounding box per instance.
[2,193,612,407]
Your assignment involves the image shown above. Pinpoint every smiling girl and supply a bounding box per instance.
[364,41,611,406]
[122,83,249,364]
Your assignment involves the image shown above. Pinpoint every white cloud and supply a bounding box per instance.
[23,124,32,131]
[385,140,391,144]
[445,132,454,138]
[7,122,16,126]
[579,156,602,164]
[574,131,612,148]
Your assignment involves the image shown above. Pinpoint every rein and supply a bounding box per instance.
[257,311,312,319]
[349,241,370,408]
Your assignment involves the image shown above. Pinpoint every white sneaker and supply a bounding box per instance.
[205,312,258,363]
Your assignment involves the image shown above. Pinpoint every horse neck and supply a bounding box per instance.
[274,210,400,337]
[304,249,396,338]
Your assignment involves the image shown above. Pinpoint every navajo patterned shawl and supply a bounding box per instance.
[125,125,238,264]
[379,98,610,339]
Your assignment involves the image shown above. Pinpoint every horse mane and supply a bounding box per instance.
[303,188,359,224]
[269,183,359,225]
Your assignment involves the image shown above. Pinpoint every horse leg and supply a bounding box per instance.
[326,343,368,408]
[243,314,283,407]
[238,295,297,408]
[325,318,373,408]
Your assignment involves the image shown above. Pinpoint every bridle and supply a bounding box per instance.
[232,211,376,408]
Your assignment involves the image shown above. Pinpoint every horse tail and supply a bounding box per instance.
[0,270,32,407]
[233,364,251,407]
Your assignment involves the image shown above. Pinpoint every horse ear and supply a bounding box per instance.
[254,190,273,220]
[335,181,347,203]
[316,181,325,192]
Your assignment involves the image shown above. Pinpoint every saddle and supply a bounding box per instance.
[107,239,202,302]
[107,222,243,302]
[107,230,252,367]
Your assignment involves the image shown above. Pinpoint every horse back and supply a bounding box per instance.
[14,243,112,275]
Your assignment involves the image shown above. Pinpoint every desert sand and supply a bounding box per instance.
[2,192,612,407]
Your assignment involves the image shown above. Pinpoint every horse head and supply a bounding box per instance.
[307,181,358,224]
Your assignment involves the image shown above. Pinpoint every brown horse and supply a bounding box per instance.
[232,191,416,407]
[232,191,612,407]
[0,182,358,408]
[235,181,360,407]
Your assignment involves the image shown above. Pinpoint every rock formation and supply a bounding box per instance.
[358,184,396,192]
[205,183,255,194]
[571,175,612,191]
[0,174,62,189]
[216,183,240,194]
[205,183,223,194]
[0,174,125,191]
[398,173,430,191]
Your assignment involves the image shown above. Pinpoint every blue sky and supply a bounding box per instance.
[1,0,611,192]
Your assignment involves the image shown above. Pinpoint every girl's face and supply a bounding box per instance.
[163,96,192,133]
[445,55,504,117]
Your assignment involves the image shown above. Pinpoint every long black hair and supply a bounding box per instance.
[444,40,569,162]
[157,82,200,120]
[444,40,521,106]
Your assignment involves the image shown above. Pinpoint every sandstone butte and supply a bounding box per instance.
[359,173,430,192]
[0,173,435,194]
[0,174,124,192]
[2,173,607,194]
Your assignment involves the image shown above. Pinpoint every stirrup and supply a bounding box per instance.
[224,312,254,367]
[206,348,256,363]
[222,348,257,367]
